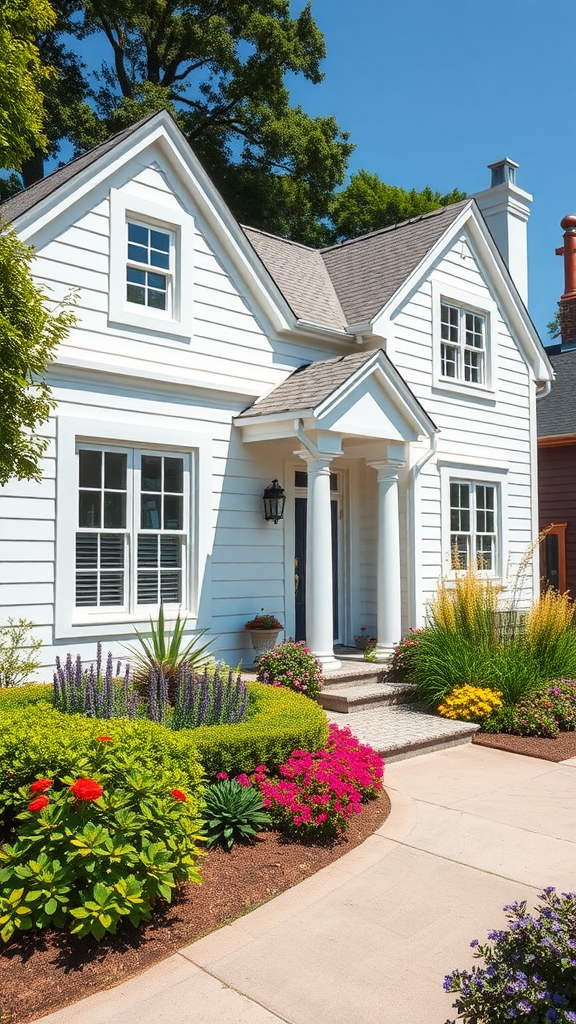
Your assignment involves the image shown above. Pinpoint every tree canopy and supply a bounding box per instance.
[0,226,75,485]
[0,0,56,171]
[329,170,467,242]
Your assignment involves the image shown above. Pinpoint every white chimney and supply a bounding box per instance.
[472,158,532,304]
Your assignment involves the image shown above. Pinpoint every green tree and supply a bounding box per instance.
[329,169,467,242]
[0,0,56,170]
[0,226,75,485]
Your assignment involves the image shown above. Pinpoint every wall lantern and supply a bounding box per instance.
[263,479,286,524]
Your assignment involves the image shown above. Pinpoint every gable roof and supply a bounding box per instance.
[537,348,576,437]
[0,114,160,224]
[237,350,375,418]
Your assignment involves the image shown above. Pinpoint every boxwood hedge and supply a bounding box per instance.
[0,682,328,811]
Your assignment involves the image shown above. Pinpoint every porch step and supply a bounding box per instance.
[318,680,416,713]
[326,703,480,762]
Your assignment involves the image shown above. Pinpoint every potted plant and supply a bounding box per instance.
[244,610,284,662]
[355,626,377,651]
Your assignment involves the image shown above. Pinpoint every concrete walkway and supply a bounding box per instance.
[32,745,576,1024]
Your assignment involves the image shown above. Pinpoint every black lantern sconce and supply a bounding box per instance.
[263,479,286,524]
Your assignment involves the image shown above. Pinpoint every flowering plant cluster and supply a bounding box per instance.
[244,611,283,630]
[256,639,323,699]
[444,887,576,1024]
[256,724,384,838]
[482,679,576,738]
[0,737,204,942]
[438,685,503,723]
[390,628,426,681]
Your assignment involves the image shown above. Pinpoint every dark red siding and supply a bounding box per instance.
[538,442,576,594]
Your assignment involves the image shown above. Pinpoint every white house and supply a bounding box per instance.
[0,114,553,672]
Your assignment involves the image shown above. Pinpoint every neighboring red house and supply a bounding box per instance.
[537,215,576,593]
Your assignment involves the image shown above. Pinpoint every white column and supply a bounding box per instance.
[298,450,341,670]
[369,459,405,662]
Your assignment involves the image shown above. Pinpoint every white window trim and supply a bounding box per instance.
[432,280,497,400]
[438,461,508,581]
[109,188,194,339]
[55,414,213,640]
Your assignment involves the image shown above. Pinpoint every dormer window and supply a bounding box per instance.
[440,301,486,385]
[126,222,173,313]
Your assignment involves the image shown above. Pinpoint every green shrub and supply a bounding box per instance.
[0,682,51,710]
[191,683,329,778]
[481,680,576,737]
[0,704,204,816]
[0,737,204,943]
[201,777,271,850]
[0,618,42,687]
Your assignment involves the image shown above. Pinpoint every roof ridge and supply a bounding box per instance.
[320,198,471,254]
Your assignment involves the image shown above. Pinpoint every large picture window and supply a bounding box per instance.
[450,480,497,570]
[75,447,187,610]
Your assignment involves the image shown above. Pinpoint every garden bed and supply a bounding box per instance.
[0,791,390,1024]
[473,729,576,763]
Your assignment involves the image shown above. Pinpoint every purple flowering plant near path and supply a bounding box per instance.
[444,888,576,1023]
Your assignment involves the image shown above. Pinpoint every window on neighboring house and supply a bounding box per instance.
[126,222,172,313]
[450,480,497,570]
[441,302,486,385]
[76,447,186,610]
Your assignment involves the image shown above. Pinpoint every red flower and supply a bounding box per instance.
[30,778,53,793]
[28,795,50,812]
[96,735,111,742]
[171,789,187,802]
[70,777,103,801]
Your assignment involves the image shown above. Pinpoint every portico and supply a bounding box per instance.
[235,349,437,668]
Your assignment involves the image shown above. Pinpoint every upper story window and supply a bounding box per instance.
[441,302,486,385]
[126,222,173,314]
[76,446,187,611]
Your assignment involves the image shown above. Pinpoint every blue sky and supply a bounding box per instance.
[286,0,576,345]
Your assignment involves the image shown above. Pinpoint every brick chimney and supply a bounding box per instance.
[472,158,532,304]
[555,214,576,347]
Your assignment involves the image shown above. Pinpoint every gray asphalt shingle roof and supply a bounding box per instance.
[237,350,379,418]
[537,347,576,437]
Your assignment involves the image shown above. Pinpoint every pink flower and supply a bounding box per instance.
[236,773,251,787]
[216,772,228,780]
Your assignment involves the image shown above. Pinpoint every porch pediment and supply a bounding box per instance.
[235,348,436,444]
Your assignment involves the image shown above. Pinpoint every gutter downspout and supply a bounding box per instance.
[407,428,439,628]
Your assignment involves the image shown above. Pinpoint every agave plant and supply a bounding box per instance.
[202,778,271,850]
[124,605,215,704]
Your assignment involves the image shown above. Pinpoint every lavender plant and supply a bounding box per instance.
[172,665,248,730]
[53,644,133,719]
[444,887,576,1023]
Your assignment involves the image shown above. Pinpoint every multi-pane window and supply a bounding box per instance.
[76,448,186,610]
[441,302,486,385]
[450,481,497,571]
[126,222,172,312]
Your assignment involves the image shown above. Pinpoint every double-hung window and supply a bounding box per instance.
[75,447,187,611]
[126,222,173,314]
[441,302,486,385]
[450,481,497,571]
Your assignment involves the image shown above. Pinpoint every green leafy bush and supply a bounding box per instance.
[390,628,426,681]
[0,682,51,710]
[0,618,42,687]
[0,703,204,817]
[191,683,329,778]
[256,640,323,699]
[202,776,271,850]
[481,680,576,737]
[0,737,204,943]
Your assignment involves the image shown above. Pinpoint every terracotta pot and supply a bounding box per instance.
[245,628,282,663]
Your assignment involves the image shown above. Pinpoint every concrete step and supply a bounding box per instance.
[318,680,416,713]
[326,703,480,762]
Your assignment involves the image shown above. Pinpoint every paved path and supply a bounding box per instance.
[32,745,576,1024]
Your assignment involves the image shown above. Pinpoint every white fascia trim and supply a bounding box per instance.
[372,203,553,384]
[54,412,213,641]
[11,112,296,339]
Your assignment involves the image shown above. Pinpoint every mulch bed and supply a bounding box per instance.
[0,791,391,1024]
[473,730,576,763]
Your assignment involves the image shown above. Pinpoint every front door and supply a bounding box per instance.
[294,492,339,642]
